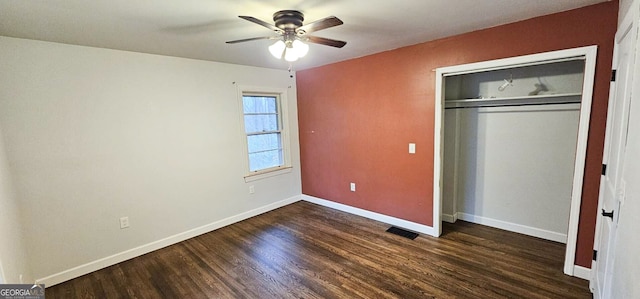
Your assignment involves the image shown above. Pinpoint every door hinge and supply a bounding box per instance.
[602,164,607,176]
[593,250,598,261]
[602,209,615,220]
[611,70,617,82]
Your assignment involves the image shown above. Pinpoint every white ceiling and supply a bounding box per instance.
[0,0,608,71]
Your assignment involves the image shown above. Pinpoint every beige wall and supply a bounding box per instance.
[0,36,301,283]
[0,125,32,283]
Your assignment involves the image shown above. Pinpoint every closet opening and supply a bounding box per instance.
[433,46,598,277]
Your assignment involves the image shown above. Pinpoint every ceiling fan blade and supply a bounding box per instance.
[297,16,343,34]
[226,36,276,44]
[306,36,347,48]
[238,16,282,33]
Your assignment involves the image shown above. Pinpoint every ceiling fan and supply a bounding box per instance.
[226,10,347,62]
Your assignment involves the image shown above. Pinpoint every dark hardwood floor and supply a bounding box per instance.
[46,201,591,298]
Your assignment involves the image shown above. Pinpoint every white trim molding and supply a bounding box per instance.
[573,265,591,281]
[441,213,458,223]
[36,196,301,287]
[457,213,568,244]
[302,194,437,237]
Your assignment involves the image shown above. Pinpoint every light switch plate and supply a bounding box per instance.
[409,143,416,154]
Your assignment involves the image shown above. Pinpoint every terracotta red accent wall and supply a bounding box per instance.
[297,2,617,268]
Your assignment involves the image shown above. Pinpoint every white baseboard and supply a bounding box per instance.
[457,212,568,243]
[36,196,301,287]
[573,265,591,280]
[441,213,458,223]
[302,194,437,237]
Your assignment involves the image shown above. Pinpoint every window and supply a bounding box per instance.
[241,91,289,177]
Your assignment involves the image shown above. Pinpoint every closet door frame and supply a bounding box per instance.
[432,45,598,277]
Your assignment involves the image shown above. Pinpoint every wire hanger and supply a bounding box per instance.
[498,73,513,91]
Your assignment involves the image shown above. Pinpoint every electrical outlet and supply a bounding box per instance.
[350,182,356,192]
[120,217,130,229]
[249,185,255,194]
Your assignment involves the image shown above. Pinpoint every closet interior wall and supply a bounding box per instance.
[442,60,586,243]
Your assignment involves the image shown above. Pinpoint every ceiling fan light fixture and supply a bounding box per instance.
[284,47,299,62]
[269,40,286,59]
[291,40,309,58]
[270,38,307,62]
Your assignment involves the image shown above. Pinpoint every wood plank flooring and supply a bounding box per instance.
[46,201,591,298]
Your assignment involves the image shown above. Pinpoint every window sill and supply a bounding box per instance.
[244,166,293,182]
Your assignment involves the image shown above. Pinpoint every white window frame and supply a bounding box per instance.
[238,86,292,182]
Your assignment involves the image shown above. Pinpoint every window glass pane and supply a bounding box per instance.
[242,94,284,173]
[249,149,283,172]
[247,133,281,153]
[242,96,255,113]
[266,97,277,113]
[243,96,277,113]
[244,114,278,133]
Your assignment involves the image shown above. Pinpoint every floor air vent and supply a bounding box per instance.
[386,226,419,240]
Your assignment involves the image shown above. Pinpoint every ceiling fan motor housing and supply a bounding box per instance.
[273,10,304,30]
